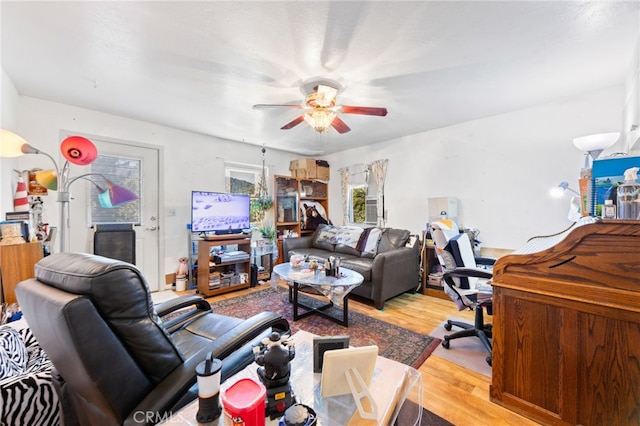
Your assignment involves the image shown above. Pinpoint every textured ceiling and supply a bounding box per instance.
[1,1,639,155]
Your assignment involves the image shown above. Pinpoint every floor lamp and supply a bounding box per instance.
[0,129,138,252]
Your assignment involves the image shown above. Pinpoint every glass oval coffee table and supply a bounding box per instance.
[272,263,363,327]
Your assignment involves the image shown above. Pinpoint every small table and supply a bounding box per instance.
[272,263,363,327]
[162,330,422,425]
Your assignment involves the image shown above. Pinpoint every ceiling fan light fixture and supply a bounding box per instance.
[304,110,336,133]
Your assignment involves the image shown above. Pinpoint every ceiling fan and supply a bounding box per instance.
[253,84,388,134]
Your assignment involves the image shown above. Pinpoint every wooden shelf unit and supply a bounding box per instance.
[0,242,43,305]
[196,236,251,297]
[274,174,329,265]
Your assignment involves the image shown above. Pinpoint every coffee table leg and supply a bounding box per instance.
[293,282,300,321]
[289,283,350,327]
[343,295,349,326]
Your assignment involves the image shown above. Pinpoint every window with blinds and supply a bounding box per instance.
[89,155,141,226]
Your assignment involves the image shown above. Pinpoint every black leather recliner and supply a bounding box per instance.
[16,252,289,425]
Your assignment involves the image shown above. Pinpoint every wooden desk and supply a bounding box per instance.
[490,220,640,425]
[0,242,43,305]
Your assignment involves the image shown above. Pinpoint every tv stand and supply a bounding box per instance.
[197,236,251,296]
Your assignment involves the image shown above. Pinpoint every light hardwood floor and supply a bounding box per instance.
[192,283,540,426]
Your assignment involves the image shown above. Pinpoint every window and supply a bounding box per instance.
[349,185,367,223]
[89,154,141,225]
[225,162,268,224]
[225,166,261,195]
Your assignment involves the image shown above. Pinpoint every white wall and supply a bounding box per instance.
[0,68,21,214]
[2,77,625,275]
[9,96,299,276]
[325,86,625,250]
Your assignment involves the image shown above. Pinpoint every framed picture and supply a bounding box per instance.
[313,335,349,373]
[320,345,378,398]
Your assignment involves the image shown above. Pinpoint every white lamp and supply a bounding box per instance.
[550,181,580,198]
[551,182,582,221]
[573,132,620,167]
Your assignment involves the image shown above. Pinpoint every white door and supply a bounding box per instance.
[66,133,162,291]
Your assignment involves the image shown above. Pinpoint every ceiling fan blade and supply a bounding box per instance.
[253,104,304,109]
[281,116,305,130]
[331,116,351,134]
[316,85,338,107]
[341,106,388,116]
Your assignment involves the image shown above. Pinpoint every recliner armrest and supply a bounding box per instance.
[155,295,211,317]
[156,295,213,334]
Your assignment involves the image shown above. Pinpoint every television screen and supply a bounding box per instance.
[191,191,251,234]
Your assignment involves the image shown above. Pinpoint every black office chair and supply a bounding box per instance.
[93,223,136,264]
[430,220,495,366]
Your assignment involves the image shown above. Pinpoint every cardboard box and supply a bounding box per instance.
[428,273,444,287]
[290,159,317,179]
[316,164,330,180]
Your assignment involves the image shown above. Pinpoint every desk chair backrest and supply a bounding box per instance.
[430,220,478,289]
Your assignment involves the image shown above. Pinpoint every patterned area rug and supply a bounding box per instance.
[208,286,440,368]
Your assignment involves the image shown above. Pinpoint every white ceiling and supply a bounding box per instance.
[2,1,639,156]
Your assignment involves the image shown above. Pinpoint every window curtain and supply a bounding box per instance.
[339,168,349,225]
[370,159,388,227]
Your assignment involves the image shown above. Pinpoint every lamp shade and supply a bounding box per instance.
[35,169,58,190]
[61,136,98,165]
[573,132,619,152]
[97,190,115,208]
[105,179,138,206]
[0,129,33,157]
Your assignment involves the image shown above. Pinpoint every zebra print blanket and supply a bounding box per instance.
[0,325,59,426]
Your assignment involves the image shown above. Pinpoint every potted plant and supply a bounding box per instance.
[250,196,273,223]
[257,220,277,241]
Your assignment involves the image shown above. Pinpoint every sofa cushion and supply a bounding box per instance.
[377,228,410,253]
[335,244,361,256]
[340,257,373,282]
[0,326,28,380]
[312,224,336,251]
[357,227,383,259]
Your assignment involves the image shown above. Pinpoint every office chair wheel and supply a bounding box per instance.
[444,323,453,331]
[441,339,450,349]
[486,356,492,366]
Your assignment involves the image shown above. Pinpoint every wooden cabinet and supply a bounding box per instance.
[0,242,43,305]
[196,236,251,297]
[274,175,329,265]
[490,220,640,426]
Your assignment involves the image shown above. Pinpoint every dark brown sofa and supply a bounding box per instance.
[282,225,420,309]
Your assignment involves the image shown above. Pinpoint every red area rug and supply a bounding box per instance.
[208,286,440,368]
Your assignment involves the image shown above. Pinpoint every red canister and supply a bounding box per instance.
[222,378,266,426]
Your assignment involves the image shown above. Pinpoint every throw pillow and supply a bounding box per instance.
[312,224,338,251]
[360,227,383,258]
[0,326,28,380]
[332,226,364,249]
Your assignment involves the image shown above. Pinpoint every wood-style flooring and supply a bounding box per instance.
[193,283,540,426]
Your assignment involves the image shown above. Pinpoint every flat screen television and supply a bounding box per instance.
[191,191,251,234]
